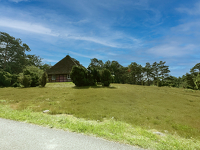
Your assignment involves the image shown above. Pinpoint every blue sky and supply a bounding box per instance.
[0,0,199,77]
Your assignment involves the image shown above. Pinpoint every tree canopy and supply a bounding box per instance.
[0,32,30,73]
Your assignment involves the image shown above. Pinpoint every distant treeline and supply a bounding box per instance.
[80,58,200,89]
[0,31,200,89]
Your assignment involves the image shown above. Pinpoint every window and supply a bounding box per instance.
[67,74,70,79]
[52,75,56,80]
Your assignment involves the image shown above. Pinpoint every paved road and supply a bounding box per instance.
[0,118,145,150]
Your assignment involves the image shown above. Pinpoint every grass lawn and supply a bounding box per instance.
[0,82,200,149]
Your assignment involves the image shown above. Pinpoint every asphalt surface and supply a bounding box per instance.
[0,118,145,150]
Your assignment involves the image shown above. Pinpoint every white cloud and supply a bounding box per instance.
[67,50,104,59]
[42,59,58,63]
[147,43,196,57]
[0,18,58,36]
[9,0,28,3]
[176,2,200,15]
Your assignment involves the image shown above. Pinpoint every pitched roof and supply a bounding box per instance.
[47,55,82,74]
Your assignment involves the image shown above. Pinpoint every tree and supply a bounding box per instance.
[152,62,159,81]
[184,73,195,89]
[23,66,44,87]
[90,68,101,83]
[70,66,88,86]
[104,60,122,83]
[190,63,200,76]
[0,32,30,74]
[26,54,42,67]
[118,67,129,84]
[39,63,52,72]
[22,75,32,88]
[158,61,170,82]
[88,58,104,71]
[40,72,48,87]
[101,69,112,86]
[0,70,12,87]
[128,62,143,85]
[194,73,200,90]
[143,62,153,86]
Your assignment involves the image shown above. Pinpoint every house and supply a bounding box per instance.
[47,55,82,82]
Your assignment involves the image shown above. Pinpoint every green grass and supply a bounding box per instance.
[1,82,200,149]
[0,105,200,150]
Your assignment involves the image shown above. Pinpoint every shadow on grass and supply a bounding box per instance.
[72,85,117,89]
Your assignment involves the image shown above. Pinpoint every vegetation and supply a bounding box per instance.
[70,66,90,86]
[0,83,200,149]
[101,69,112,86]
[0,83,200,139]
[40,72,48,87]
[0,32,51,87]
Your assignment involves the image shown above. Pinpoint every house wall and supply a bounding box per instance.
[48,74,71,82]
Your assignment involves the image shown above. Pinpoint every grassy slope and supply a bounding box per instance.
[0,83,200,149]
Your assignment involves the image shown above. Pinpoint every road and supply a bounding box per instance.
[0,118,145,150]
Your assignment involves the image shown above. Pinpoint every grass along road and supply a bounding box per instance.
[0,83,200,149]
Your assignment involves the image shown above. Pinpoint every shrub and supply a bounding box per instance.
[0,71,12,87]
[22,75,32,88]
[70,66,88,86]
[23,66,44,87]
[157,80,162,87]
[40,72,48,87]
[194,73,200,90]
[101,69,112,86]
[12,82,21,87]
[11,74,19,86]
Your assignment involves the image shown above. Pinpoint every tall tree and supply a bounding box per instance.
[158,61,170,81]
[128,62,143,84]
[152,62,159,81]
[0,32,30,74]
[144,62,153,85]
[88,58,104,71]
[26,54,42,67]
[190,63,200,76]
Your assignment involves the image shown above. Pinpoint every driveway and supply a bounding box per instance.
[0,118,145,150]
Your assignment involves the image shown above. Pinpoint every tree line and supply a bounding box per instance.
[1,32,200,89]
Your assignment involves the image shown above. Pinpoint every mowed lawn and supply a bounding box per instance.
[0,83,200,140]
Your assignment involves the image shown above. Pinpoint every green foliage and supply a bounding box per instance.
[190,63,200,76]
[157,80,162,87]
[22,75,32,88]
[101,69,112,86]
[23,66,44,87]
[128,62,143,85]
[184,73,195,89]
[40,72,48,87]
[88,58,104,71]
[0,71,12,87]
[194,73,200,90]
[70,66,88,86]
[0,32,30,74]
[88,67,101,83]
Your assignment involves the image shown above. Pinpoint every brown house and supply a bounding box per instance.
[47,55,82,82]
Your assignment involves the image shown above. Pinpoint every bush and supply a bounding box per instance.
[70,66,88,86]
[0,71,12,87]
[40,72,48,87]
[10,74,18,85]
[101,69,112,86]
[157,80,162,87]
[22,75,32,88]
[23,66,44,87]
[12,82,21,87]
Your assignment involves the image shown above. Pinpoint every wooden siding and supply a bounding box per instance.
[48,74,71,82]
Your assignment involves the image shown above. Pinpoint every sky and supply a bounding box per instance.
[0,0,200,77]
